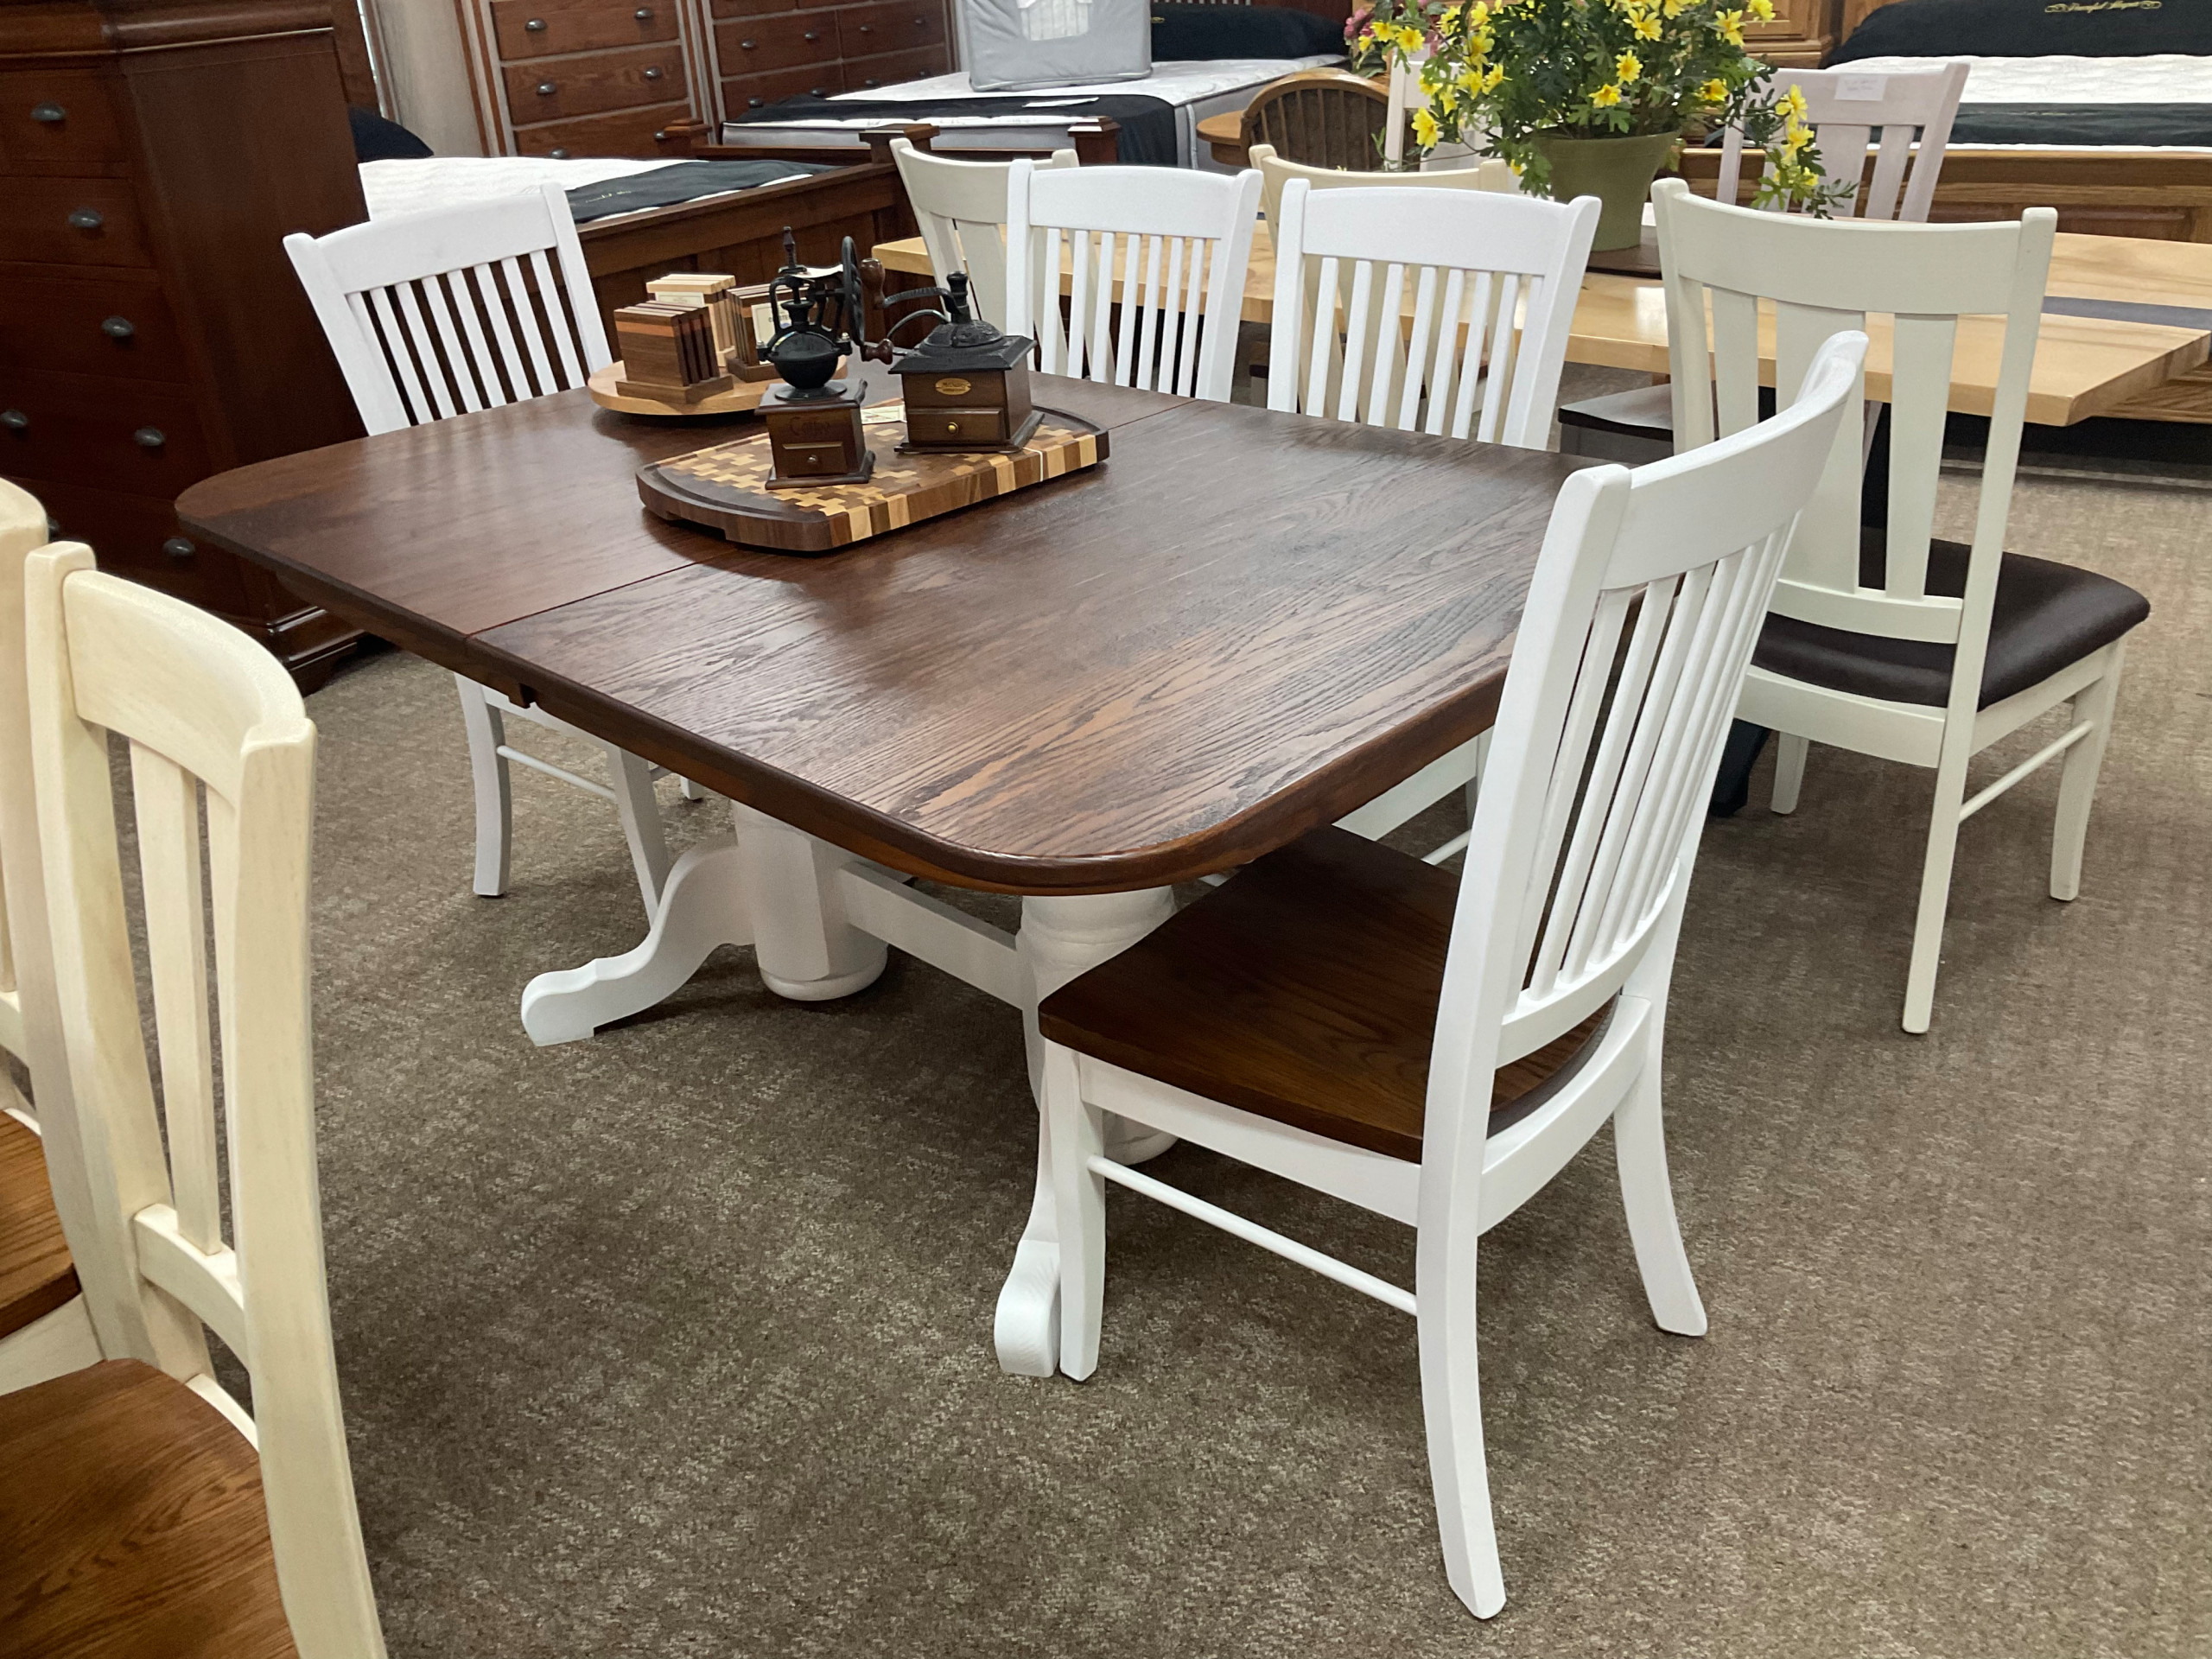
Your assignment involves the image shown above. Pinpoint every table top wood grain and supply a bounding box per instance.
[179,374,1586,893]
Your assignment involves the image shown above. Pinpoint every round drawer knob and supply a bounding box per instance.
[803,29,819,40]
[133,426,165,448]
[1,410,27,432]
[101,315,136,339]
[740,36,757,48]
[643,65,663,79]
[31,101,66,124]
[858,21,871,29]
[524,16,545,27]
[162,537,196,561]
[549,147,572,158]
[537,80,556,95]
[67,207,104,230]
[633,5,652,16]
[810,85,825,95]
[945,420,960,433]
[862,78,878,87]
[653,128,669,140]
[747,96,764,107]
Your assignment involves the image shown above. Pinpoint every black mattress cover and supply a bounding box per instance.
[563,161,834,223]
[728,94,1180,165]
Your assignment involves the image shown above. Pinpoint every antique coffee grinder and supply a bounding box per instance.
[757,230,874,487]
[887,271,1040,454]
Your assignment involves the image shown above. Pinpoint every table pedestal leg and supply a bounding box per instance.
[733,804,889,1001]
[995,887,1176,1376]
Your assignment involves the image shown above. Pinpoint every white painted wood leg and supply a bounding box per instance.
[455,675,512,898]
[1770,732,1808,816]
[605,741,674,919]
[1416,1215,1506,1620]
[734,803,887,1001]
[679,776,709,803]
[1904,734,1973,1034]
[520,835,751,1045]
[2050,643,2124,902]
[995,887,1175,1376]
[1612,879,1706,1337]
[1043,1039,1107,1380]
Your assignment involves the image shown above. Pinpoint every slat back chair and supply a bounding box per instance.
[1654,180,2145,1030]
[891,137,1077,328]
[1268,178,1599,853]
[1005,159,1262,403]
[1248,142,1516,255]
[1037,334,1867,1619]
[1240,67,1390,171]
[16,543,385,1655]
[0,481,100,1393]
[286,186,683,921]
[1717,60,1967,220]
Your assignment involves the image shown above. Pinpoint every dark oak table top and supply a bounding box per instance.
[180,374,1586,893]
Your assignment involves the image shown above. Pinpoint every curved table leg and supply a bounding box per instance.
[995,888,1177,1376]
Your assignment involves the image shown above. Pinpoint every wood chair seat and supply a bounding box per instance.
[0,1111,77,1339]
[1038,827,1606,1163]
[1755,531,2151,709]
[0,1358,297,1658]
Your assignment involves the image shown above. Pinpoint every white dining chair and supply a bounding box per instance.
[1034,333,1867,1619]
[286,183,693,920]
[1004,159,1262,403]
[1248,143,1518,256]
[1560,60,1968,462]
[0,481,100,1395]
[891,137,1077,328]
[6,539,385,1655]
[1651,180,2147,1031]
[1268,177,1600,852]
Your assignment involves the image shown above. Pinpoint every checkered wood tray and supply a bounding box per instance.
[636,405,1109,555]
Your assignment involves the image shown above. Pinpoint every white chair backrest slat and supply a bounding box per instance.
[892,138,1077,329]
[1006,161,1262,403]
[286,183,609,438]
[1716,60,1967,222]
[1268,181,1598,450]
[1655,180,2055,668]
[1426,335,1865,1132]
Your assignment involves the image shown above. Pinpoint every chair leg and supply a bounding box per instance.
[1462,729,1492,823]
[1612,1046,1708,1338]
[604,743,673,918]
[1770,733,1809,816]
[2051,645,2125,903]
[1044,1041,1108,1381]
[1415,1238,1507,1619]
[454,675,512,898]
[679,776,709,803]
[1904,743,1972,1035]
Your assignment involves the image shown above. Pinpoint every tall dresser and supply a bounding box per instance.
[0,0,370,685]
[451,0,954,158]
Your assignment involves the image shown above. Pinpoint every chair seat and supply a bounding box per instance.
[1555,382,1674,442]
[1038,827,1605,1163]
[0,1111,79,1339]
[1755,530,2150,709]
[0,1358,296,1658]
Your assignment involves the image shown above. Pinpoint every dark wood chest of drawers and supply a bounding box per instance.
[0,0,371,685]
[453,0,954,158]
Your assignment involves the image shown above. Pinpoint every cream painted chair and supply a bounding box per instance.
[286,183,694,921]
[1266,177,1599,855]
[1652,180,2146,1031]
[1035,334,1866,1619]
[1249,142,1517,255]
[0,481,101,1395]
[1005,159,1262,403]
[890,137,1077,328]
[0,539,385,1654]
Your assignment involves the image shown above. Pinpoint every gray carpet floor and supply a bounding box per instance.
[289,459,2207,1657]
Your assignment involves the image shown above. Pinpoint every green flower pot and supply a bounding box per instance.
[1529,130,1681,251]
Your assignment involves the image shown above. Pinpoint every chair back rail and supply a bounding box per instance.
[23,546,386,1657]
[892,137,1077,329]
[286,183,610,437]
[1267,181,1598,449]
[1006,160,1262,402]
[1655,180,2054,675]
[1717,60,1967,220]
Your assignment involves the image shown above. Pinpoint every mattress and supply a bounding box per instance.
[718,57,1340,170]
[1834,54,2212,149]
[358,156,828,226]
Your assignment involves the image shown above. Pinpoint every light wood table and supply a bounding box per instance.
[873,230,2211,427]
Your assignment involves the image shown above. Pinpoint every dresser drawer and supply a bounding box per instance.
[491,0,681,60]
[10,478,247,616]
[721,62,846,111]
[709,0,796,17]
[505,43,686,124]
[0,71,130,168]
[715,12,838,74]
[0,178,152,269]
[0,273,189,383]
[837,2,943,61]
[903,406,1006,446]
[844,43,949,92]
[0,372,213,498]
[512,101,698,158]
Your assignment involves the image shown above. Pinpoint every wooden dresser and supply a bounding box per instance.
[450,0,954,159]
[0,0,370,686]
[1746,0,1840,67]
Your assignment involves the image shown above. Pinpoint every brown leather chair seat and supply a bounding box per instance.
[1752,530,2149,709]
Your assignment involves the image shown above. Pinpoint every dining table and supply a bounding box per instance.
[175,367,1587,1379]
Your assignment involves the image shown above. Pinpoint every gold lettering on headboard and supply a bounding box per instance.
[2043,0,2161,14]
